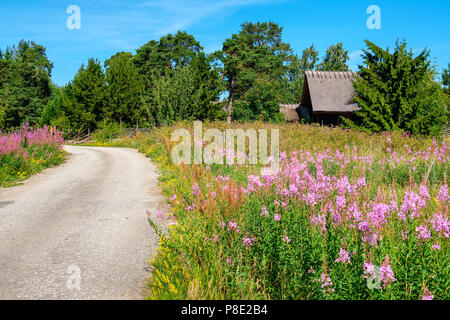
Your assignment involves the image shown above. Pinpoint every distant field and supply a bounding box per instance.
[96,122,449,300]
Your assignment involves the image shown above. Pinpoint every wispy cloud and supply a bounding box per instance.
[70,0,281,51]
[136,0,280,35]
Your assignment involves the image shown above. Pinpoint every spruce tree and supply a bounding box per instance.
[104,52,144,126]
[61,58,106,132]
[342,40,448,136]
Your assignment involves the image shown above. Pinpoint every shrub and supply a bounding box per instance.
[233,79,285,123]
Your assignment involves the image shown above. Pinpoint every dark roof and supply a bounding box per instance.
[302,71,360,113]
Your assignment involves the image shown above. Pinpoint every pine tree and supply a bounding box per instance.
[216,21,293,122]
[342,40,448,136]
[0,40,53,128]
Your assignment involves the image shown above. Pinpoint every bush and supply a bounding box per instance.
[91,121,123,143]
[233,79,285,123]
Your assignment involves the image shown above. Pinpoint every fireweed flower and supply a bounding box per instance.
[401,230,409,240]
[415,225,432,241]
[316,273,334,294]
[362,262,376,280]
[228,221,239,233]
[422,288,434,300]
[437,185,449,203]
[419,185,430,200]
[336,195,346,210]
[243,237,255,248]
[311,214,327,234]
[273,214,281,222]
[379,256,396,288]
[335,248,351,264]
[169,194,177,202]
[432,243,441,251]
[261,206,269,217]
[283,235,291,243]
[429,213,449,238]
[399,191,427,220]
[192,184,201,197]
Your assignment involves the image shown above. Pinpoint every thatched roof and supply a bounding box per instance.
[301,71,360,113]
[279,104,300,122]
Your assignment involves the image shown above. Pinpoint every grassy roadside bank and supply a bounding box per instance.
[0,125,66,187]
[94,122,449,300]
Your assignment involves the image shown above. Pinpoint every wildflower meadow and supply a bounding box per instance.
[101,122,449,300]
[0,124,65,186]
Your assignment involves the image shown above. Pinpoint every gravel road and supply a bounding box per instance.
[0,146,165,300]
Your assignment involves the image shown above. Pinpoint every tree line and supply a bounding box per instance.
[0,21,448,136]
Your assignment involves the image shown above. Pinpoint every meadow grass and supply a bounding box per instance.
[98,122,449,300]
[0,125,66,187]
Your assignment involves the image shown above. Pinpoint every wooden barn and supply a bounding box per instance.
[280,71,360,125]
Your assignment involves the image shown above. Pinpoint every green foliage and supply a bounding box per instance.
[91,120,123,143]
[342,40,448,136]
[134,31,203,94]
[134,32,224,126]
[280,44,319,103]
[317,42,349,71]
[61,58,106,132]
[0,102,5,130]
[442,63,450,94]
[151,60,223,125]
[443,64,450,120]
[233,79,285,122]
[104,52,145,126]
[216,21,293,120]
[0,40,53,128]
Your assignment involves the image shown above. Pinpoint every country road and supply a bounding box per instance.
[0,146,165,300]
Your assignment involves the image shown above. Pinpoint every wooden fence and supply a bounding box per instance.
[65,128,152,144]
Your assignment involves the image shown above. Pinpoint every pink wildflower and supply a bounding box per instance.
[228,220,239,233]
[335,248,351,264]
[437,185,449,203]
[261,206,269,217]
[243,237,255,248]
[415,225,432,241]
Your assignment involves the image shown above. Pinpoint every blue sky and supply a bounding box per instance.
[1,0,449,86]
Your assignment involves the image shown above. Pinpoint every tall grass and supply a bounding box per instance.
[0,124,66,186]
[101,122,449,300]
